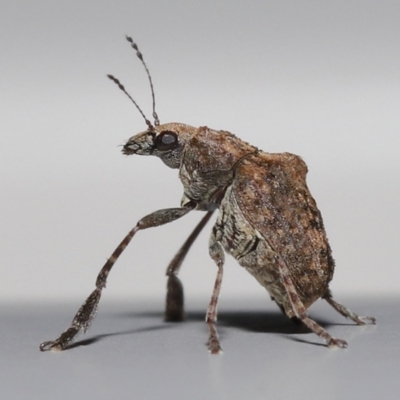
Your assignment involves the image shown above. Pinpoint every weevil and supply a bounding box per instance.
[40,36,375,353]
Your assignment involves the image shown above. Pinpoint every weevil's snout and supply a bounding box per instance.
[122,131,156,155]
[122,140,137,155]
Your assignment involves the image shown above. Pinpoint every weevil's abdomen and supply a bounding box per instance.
[214,178,333,317]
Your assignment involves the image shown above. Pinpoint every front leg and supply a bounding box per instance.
[40,206,193,352]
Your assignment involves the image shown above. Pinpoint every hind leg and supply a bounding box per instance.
[323,289,376,325]
[277,259,347,348]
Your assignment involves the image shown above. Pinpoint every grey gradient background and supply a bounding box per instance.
[2,0,398,302]
[1,2,400,399]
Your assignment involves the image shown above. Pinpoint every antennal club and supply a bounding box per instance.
[107,74,154,130]
[125,35,160,126]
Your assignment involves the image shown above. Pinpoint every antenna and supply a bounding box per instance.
[107,74,154,130]
[125,36,160,126]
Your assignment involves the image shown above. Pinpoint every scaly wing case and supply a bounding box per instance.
[231,151,334,308]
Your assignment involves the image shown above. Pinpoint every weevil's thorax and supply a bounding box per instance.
[124,123,257,210]
[179,126,257,210]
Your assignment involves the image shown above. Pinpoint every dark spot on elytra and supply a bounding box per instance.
[309,218,323,230]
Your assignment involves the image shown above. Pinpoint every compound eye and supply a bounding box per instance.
[155,130,179,151]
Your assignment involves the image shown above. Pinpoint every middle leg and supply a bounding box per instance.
[206,228,225,354]
[165,211,215,321]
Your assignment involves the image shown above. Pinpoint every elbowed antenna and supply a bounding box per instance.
[107,74,154,130]
[125,35,160,126]
[107,36,160,130]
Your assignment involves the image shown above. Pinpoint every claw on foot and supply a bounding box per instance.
[358,316,377,325]
[39,341,63,352]
[328,338,348,349]
[208,339,223,354]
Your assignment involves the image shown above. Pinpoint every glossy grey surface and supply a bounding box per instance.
[2,296,398,400]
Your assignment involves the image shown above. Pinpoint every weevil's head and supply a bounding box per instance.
[122,123,197,168]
